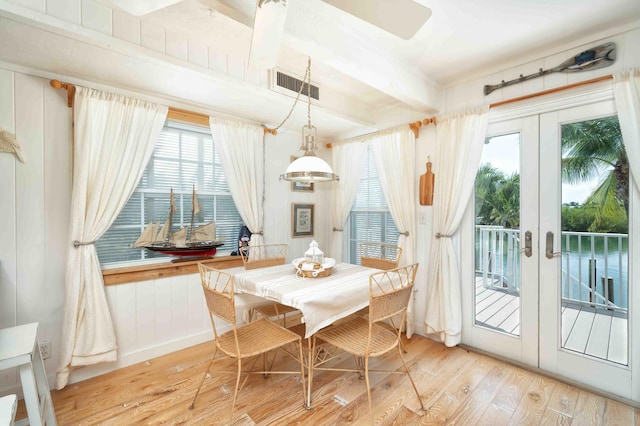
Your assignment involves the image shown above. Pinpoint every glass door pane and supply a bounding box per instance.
[560,115,628,365]
[474,132,521,336]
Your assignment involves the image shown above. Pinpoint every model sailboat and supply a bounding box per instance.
[132,188,224,257]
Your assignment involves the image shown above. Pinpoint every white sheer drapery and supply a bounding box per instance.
[424,106,489,346]
[614,68,640,191]
[57,87,167,389]
[210,117,265,246]
[329,142,366,261]
[370,126,417,336]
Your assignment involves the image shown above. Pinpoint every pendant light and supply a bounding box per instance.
[280,58,339,183]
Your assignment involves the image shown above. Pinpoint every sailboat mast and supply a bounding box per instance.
[166,188,175,243]
[189,186,196,243]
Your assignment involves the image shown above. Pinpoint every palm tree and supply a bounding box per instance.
[475,164,520,228]
[561,116,628,224]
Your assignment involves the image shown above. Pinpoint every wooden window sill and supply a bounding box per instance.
[102,256,244,286]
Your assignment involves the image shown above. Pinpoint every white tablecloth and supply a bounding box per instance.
[228,263,375,338]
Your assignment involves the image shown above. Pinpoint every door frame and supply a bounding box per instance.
[461,83,640,401]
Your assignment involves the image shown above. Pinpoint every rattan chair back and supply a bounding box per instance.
[198,264,236,340]
[369,263,417,327]
[241,243,288,269]
[359,242,402,270]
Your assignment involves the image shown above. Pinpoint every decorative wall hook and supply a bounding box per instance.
[0,128,25,162]
[484,42,616,95]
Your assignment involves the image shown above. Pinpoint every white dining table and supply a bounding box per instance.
[227,262,377,338]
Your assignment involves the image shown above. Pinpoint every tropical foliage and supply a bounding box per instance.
[561,116,628,232]
[562,202,627,233]
[475,164,520,228]
[474,116,628,234]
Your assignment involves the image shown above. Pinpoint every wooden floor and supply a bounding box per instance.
[476,280,628,365]
[19,335,639,425]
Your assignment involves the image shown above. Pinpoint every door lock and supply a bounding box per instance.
[545,231,562,259]
[524,230,532,257]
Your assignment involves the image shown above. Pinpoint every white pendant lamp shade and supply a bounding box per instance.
[282,154,338,182]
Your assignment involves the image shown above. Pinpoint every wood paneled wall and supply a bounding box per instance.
[0,70,71,391]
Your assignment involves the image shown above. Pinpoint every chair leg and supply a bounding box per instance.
[190,345,218,409]
[353,355,364,379]
[365,356,373,424]
[229,358,242,424]
[397,346,425,412]
[263,352,269,378]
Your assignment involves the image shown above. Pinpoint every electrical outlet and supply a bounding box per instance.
[39,340,51,360]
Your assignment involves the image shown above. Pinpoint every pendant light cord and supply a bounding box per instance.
[306,57,312,129]
[271,58,312,132]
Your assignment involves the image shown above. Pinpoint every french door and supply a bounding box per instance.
[461,98,638,400]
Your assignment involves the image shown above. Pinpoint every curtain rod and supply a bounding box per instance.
[50,79,277,134]
[325,118,436,148]
[325,75,612,149]
[489,74,613,109]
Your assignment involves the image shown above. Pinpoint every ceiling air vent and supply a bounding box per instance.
[270,68,321,105]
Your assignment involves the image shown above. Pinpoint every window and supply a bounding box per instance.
[96,121,244,265]
[348,146,399,264]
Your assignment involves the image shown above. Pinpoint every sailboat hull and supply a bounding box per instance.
[144,243,223,257]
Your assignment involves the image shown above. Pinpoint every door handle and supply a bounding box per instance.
[545,231,562,259]
[524,231,532,257]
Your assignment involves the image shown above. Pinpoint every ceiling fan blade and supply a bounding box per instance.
[103,0,185,16]
[249,0,289,69]
[321,0,431,40]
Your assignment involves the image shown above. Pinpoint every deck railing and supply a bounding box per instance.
[475,226,521,294]
[561,231,628,313]
[475,226,628,313]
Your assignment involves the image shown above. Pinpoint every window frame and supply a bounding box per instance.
[99,109,244,284]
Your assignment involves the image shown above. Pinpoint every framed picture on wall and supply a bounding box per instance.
[292,203,314,238]
[290,156,314,192]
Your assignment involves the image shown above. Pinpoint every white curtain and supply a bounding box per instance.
[57,87,167,389]
[424,106,489,346]
[210,117,265,246]
[329,141,367,261]
[614,68,640,191]
[370,126,417,336]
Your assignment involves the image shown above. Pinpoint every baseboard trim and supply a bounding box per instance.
[65,329,223,386]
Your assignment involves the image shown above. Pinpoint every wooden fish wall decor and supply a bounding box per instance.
[484,42,616,95]
[0,128,25,162]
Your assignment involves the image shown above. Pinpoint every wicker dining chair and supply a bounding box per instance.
[359,242,403,270]
[309,264,424,422]
[241,244,299,326]
[355,242,404,330]
[190,264,306,424]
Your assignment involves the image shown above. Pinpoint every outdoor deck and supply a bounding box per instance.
[475,278,628,365]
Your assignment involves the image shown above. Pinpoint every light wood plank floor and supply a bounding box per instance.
[17,335,638,425]
[476,279,628,365]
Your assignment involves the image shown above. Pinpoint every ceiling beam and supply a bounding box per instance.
[283,0,442,112]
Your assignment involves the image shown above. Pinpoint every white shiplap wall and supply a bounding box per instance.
[0,71,71,391]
